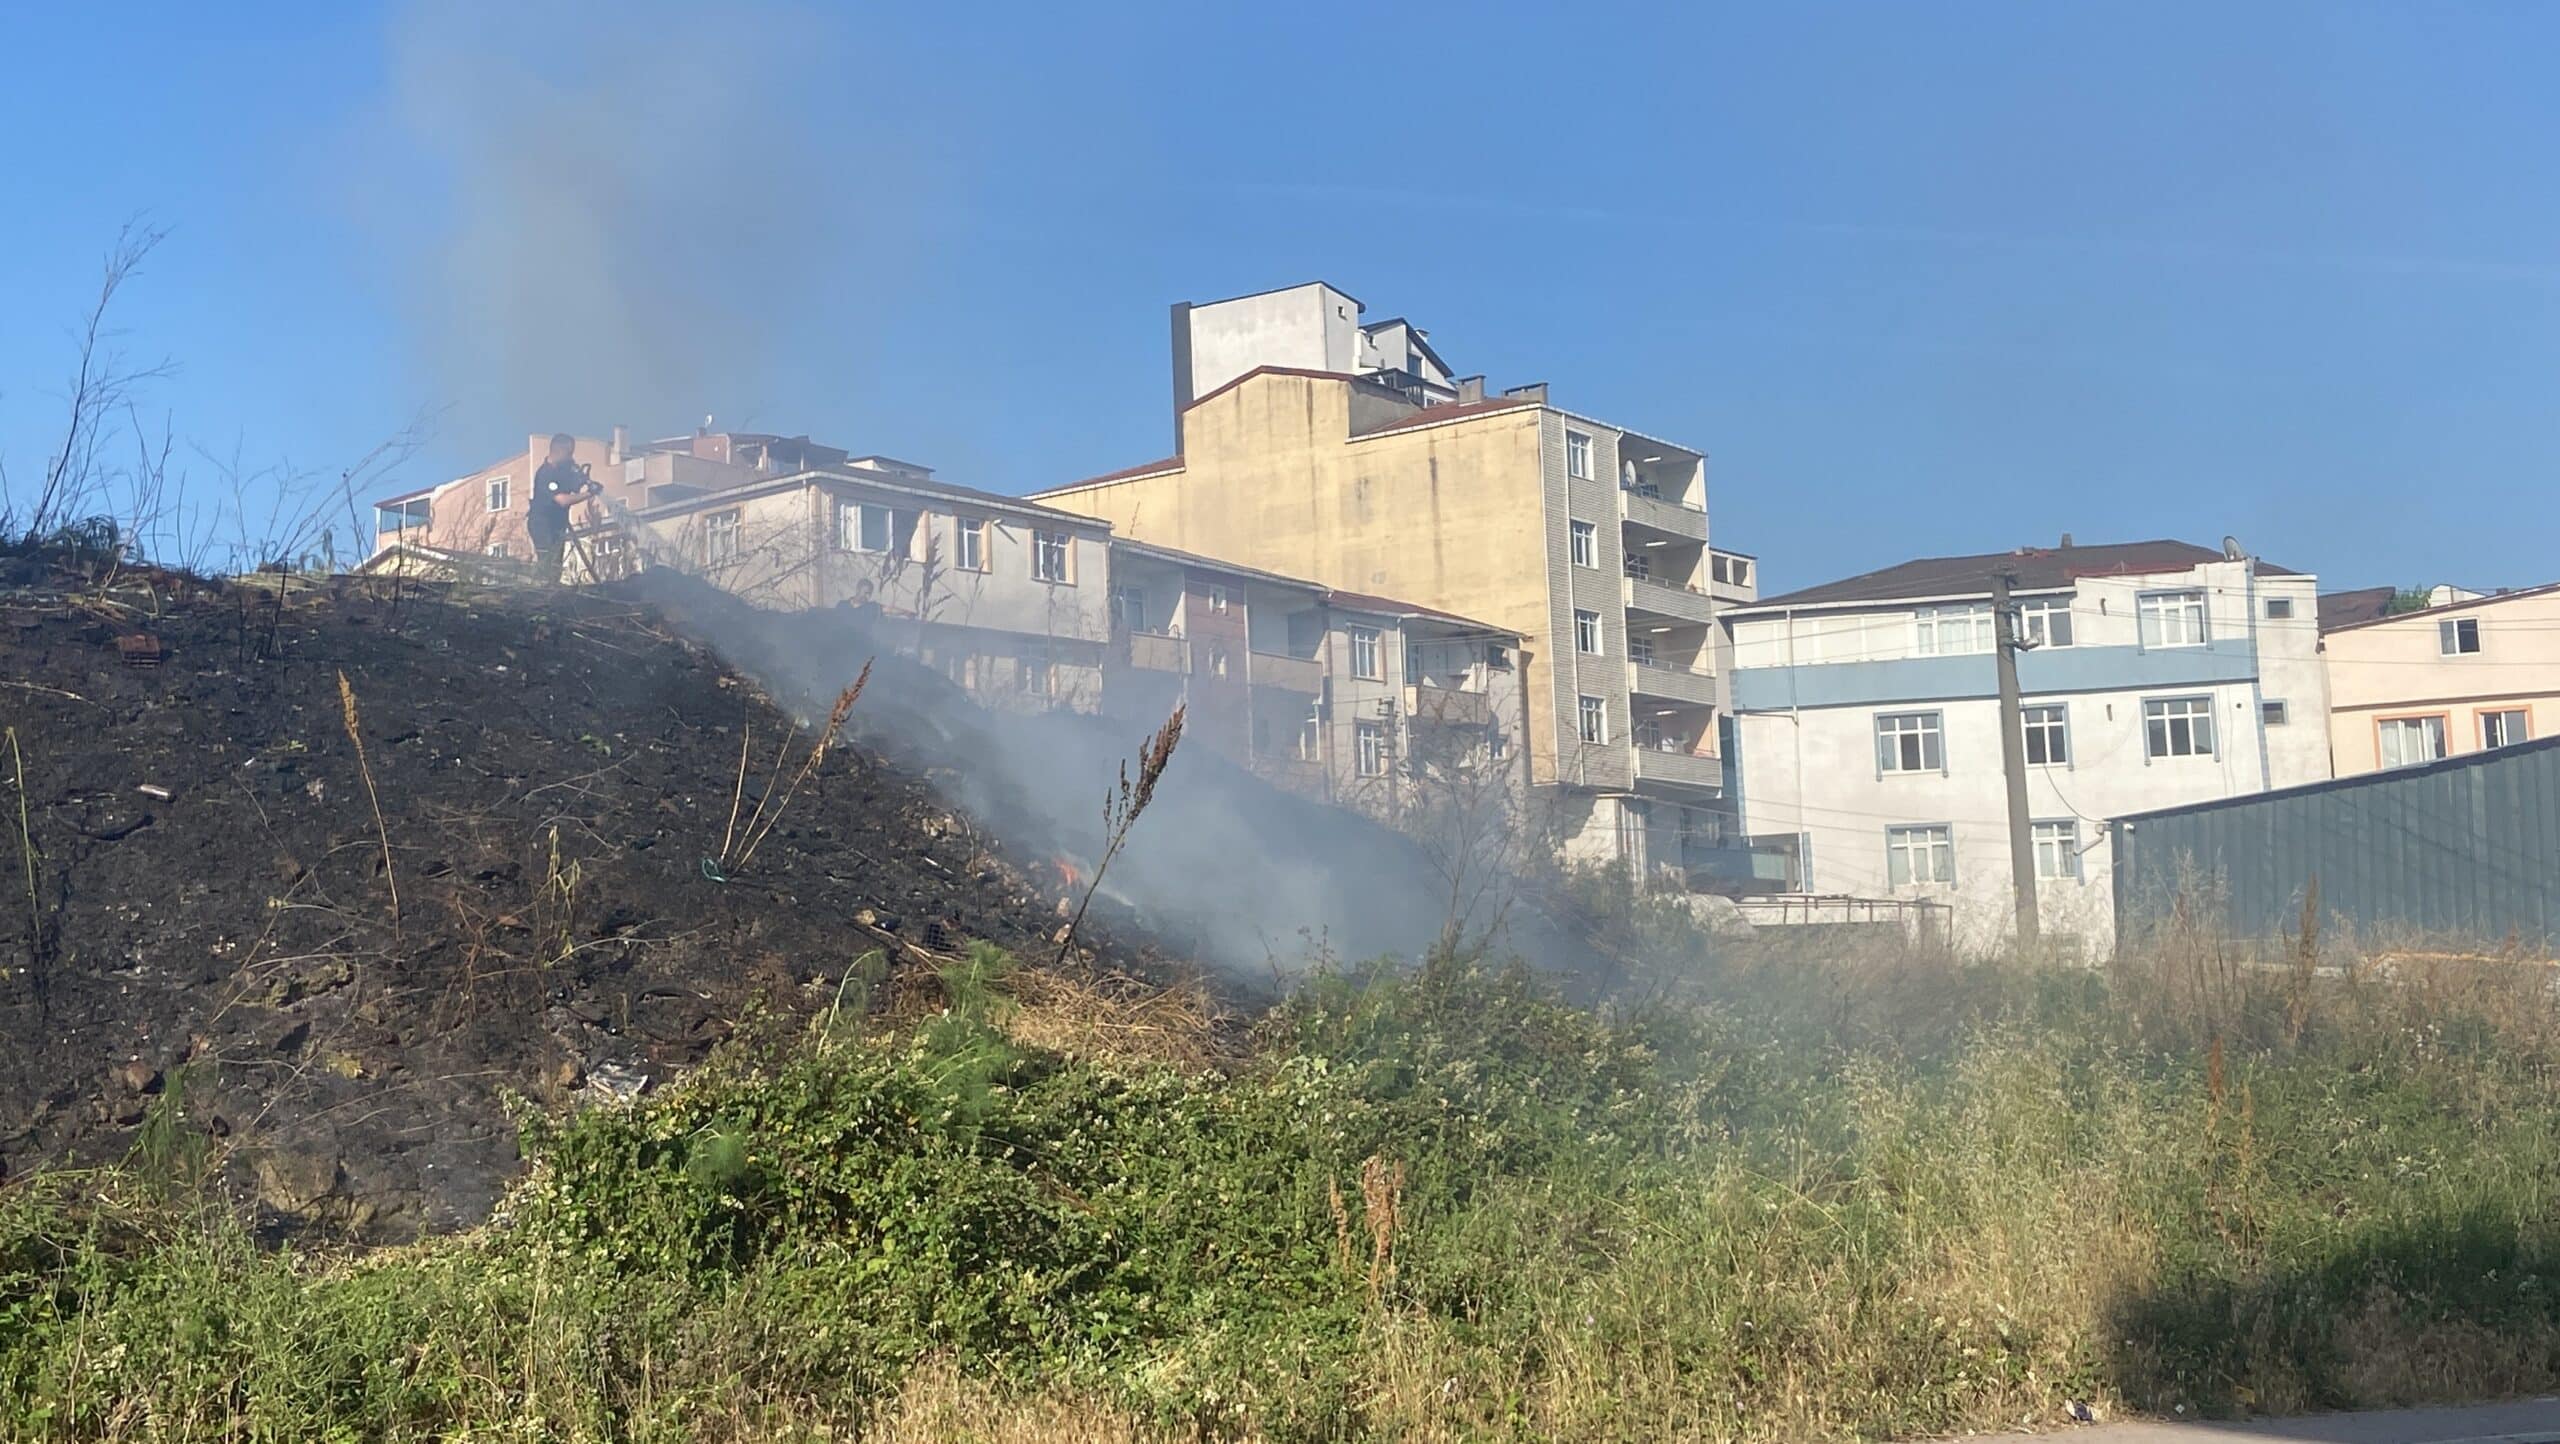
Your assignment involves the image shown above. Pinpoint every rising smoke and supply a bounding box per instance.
[370,0,897,450]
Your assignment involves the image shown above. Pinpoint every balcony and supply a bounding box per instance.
[1248,651,1323,693]
[1622,575,1716,625]
[1119,631,1189,673]
[1633,744,1723,791]
[1404,682,1490,727]
[1618,487,1708,541]
[1709,549,1758,605]
[1626,661,1717,707]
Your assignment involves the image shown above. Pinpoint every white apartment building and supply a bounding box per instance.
[1725,539,2327,952]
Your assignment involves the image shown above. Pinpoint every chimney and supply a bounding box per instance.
[2059,532,2073,548]
[609,425,628,463]
[1500,381,1549,403]
[1456,375,1486,404]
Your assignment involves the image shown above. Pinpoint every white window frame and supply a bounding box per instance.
[1295,711,1321,762]
[1208,645,1229,678]
[1875,710,1945,775]
[953,516,988,572]
[1576,694,1607,745]
[1347,625,1382,680]
[1569,519,1597,569]
[2376,714,2447,769]
[2018,598,2074,649]
[2143,695,2216,759]
[1627,633,1656,667]
[2021,703,2069,767]
[1621,552,1651,581]
[1885,824,1954,887]
[1031,530,1071,583]
[1573,608,1602,656]
[1913,604,1994,656]
[842,501,903,555]
[1208,585,1229,613]
[2138,590,2209,649]
[2482,709,2530,749]
[704,509,743,564]
[1565,430,1594,480]
[1354,720,1387,778]
[2439,617,2481,655]
[485,476,511,513]
[2031,820,2081,881]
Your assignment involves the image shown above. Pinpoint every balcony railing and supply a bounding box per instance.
[1119,631,1188,673]
[1618,487,1708,540]
[1622,575,1717,625]
[1626,661,1718,706]
[1633,744,1723,791]
[1248,651,1323,693]
[1404,682,1490,727]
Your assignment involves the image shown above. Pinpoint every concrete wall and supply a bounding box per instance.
[1183,284,1361,401]
[2322,587,2560,775]
[1728,560,2325,954]
[1034,370,1561,784]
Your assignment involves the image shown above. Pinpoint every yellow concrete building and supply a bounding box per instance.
[2321,581,2560,774]
[1032,283,1760,878]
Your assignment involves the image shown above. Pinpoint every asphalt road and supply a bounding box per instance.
[2055,1398,2560,1444]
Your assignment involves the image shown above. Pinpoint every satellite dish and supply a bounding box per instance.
[2222,535,2244,560]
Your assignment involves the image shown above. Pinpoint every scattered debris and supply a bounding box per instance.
[136,783,172,801]
[115,632,163,667]
[584,1061,651,1102]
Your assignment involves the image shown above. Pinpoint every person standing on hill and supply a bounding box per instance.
[528,433,600,585]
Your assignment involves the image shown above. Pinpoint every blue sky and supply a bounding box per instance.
[4,1,2556,591]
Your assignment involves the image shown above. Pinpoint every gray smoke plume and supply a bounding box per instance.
[368,0,892,449]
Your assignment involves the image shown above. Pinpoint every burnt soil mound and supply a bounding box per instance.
[0,563,1175,1237]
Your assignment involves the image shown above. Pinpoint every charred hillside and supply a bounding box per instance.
[0,563,1198,1235]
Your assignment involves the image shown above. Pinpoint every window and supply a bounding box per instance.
[2022,704,2069,766]
[1355,721,1386,778]
[2265,597,2294,620]
[1627,634,1656,666]
[1487,726,1510,760]
[1569,520,1597,568]
[2377,715,2446,768]
[2138,591,2208,648]
[953,517,988,572]
[1914,604,1994,655]
[2143,696,2215,758]
[1032,531,1071,582]
[1109,585,1148,633]
[1577,695,1607,744]
[2482,709,2530,749]
[1296,712,1321,762]
[1486,642,1511,671]
[1621,553,1651,580]
[590,533,634,582]
[2032,821,2081,881]
[1885,825,1954,886]
[704,509,742,564]
[1020,645,1053,697]
[484,476,511,512]
[841,502,916,556]
[2261,700,2290,726]
[1347,626,1381,680]
[2440,617,2481,655]
[1565,430,1594,480]
[483,541,510,557]
[1616,799,1651,860]
[1710,553,1753,586]
[1208,646,1229,678]
[1208,586,1229,612]
[2019,599,2074,648]
[1875,711,1944,774]
[1573,609,1602,655]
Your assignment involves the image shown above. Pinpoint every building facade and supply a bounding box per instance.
[1725,540,2326,953]
[2319,581,2560,776]
[1034,281,1742,880]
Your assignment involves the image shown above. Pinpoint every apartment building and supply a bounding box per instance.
[371,430,1115,715]
[1096,539,1527,821]
[1724,539,2326,952]
[2319,580,2560,775]
[1034,281,1749,879]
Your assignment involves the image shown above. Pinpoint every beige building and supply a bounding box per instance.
[1033,282,1750,878]
[2321,581,2560,775]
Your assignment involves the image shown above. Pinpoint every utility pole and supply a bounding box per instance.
[1990,569,2041,949]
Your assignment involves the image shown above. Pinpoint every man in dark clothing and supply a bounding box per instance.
[528,433,600,584]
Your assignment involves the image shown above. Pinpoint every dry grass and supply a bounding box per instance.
[997,965,1236,1072]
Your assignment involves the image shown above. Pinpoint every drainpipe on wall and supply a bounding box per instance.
[2243,560,2274,792]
